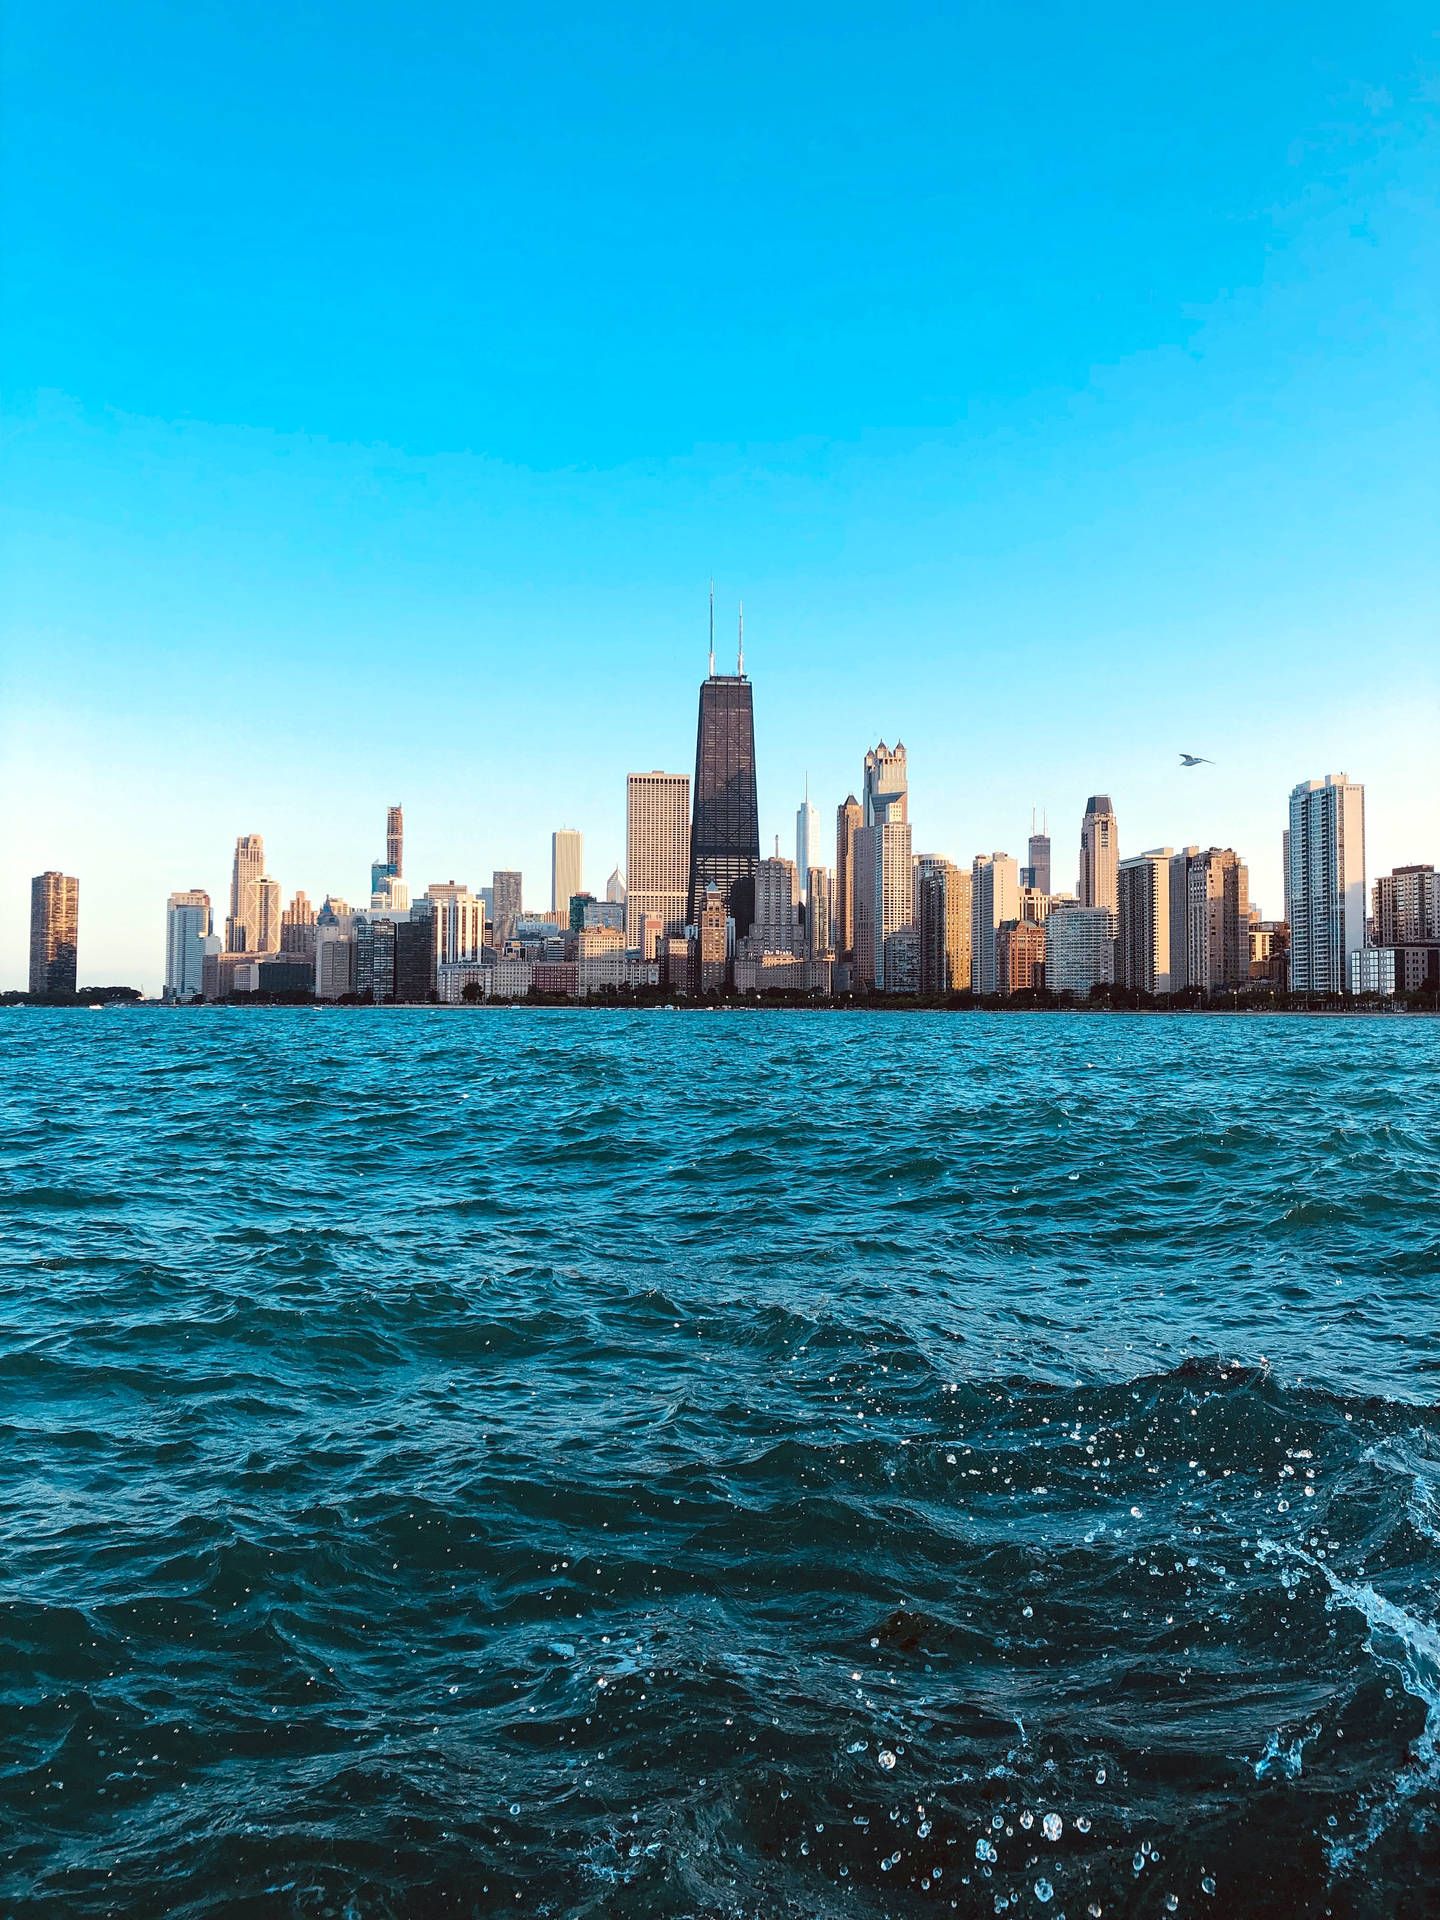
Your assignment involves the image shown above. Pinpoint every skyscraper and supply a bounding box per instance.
[805,867,836,959]
[749,855,800,954]
[1078,795,1119,914]
[835,794,862,965]
[863,741,909,823]
[368,804,404,904]
[225,834,265,952]
[686,601,759,934]
[394,900,439,1003]
[314,897,358,1001]
[970,853,1019,995]
[29,872,79,996]
[605,866,627,905]
[1117,851,1175,995]
[626,772,689,954]
[355,915,397,1002]
[853,743,914,991]
[1167,846,1200,988]
[1046,907,1116,997]
[997,918,1047,994]
[918,859,972,995]
[1185,848,1250,992]
[1288,775,1366,995]
[1022,813,1051,894]
[1372,865,1440,947]
[164,888,212,1002]
[691,884,730,994]
[258,877,283,954]
[795,786,820,904]
[426,883,485,964]
[280,891,317,959]
[551,829,584,916]
[492,870,523,947]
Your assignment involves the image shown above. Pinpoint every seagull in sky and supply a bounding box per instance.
[1179,752,1214,767]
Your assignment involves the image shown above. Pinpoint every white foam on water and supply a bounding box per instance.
[1254,1536,1440,1871]
[1360,1436,1440,1549]
[1320,1566,1440,1871]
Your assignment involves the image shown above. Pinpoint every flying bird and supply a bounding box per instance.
[1179,753,1214,767]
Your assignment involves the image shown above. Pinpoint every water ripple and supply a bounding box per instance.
[1,1007,1438,1916]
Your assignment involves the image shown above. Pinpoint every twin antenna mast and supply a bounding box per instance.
[708,580,746,677]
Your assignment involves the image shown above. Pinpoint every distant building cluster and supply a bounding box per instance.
[20,624,1440,1006]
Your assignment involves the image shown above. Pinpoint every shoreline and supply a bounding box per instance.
[5,997,1436,1018]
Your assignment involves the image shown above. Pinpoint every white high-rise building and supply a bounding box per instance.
[871,819,917,990]
[1046,906,1116,996]
[971,853,1019,995]
[1078,795,1119,915]
[426,883,485,964]
[1288,774,1366,994]
[626,772,690,953]
[164,889,212,1002]
[795,789,820,904]
[605,866,627,905]
[551,830,584,916]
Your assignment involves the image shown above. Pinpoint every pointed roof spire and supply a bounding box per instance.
[737,600,745,676]
[708,578,715,678]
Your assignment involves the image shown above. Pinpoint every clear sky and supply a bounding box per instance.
[3,2,1436,991]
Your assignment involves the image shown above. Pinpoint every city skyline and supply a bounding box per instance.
[22,646,1440,1004]
[11,639,1440,996]
[117,730,1434,1004]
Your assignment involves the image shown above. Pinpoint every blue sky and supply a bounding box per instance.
[3,2,1437,989]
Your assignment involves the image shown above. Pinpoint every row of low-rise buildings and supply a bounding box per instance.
[139,632,1434,1006]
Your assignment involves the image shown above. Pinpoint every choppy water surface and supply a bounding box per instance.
[2,1008,1438,1918]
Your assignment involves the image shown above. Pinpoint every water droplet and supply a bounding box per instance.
[1042,1812,1063,1842]
[878,1749,897,1771]
[1202,1876,1216,1896]
[976,1837,998,1862]
[1020,1811,1034,1830]
[1034,1878,1054,1904]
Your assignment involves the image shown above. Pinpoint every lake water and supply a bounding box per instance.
[2,1007,1437,1916]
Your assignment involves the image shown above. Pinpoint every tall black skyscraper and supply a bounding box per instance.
[686,595,760,935]
[1022,812,1051,893]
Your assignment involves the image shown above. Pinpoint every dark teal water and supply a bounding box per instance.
[2,1008,1438,1918]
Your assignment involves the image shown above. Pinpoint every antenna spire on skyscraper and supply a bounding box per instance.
[738,601,745,676]
[708,578,715,678]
